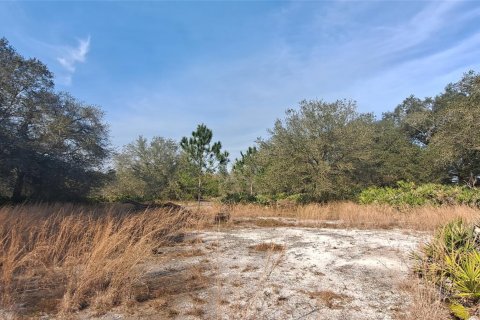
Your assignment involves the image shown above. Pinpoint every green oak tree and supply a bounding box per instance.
[385,71,480,185]
[429,71,480,185]
[256,99,377,200]
[0,38,109,201]
[106,136,179,200]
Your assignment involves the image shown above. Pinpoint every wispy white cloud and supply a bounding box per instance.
[1,1,478,158]
[56,36,91,83]
[109,1,480,158]
[373,1,458,55]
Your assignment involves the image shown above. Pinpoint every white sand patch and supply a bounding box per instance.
[196,227,428,320]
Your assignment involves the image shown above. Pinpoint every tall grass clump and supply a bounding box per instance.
[223,202,479,230]
[0,204,197,316]
[414,219,480,319]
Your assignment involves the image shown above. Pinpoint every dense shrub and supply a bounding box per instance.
[252,194,273,205]
[221,193,313,205]
[358,181,480,207]
[414,219,480,319]
[284,193,314,205]
[221,193,258,204]
[221,193,277,205]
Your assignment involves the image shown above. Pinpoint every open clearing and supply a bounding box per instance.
[85,225,428,320]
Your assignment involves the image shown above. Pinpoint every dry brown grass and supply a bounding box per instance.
[397,278,450,320]
[216,202,480,231]
[0,203,199,317]
[186,306,205,316]
[249,242,286,252]
[307,290,352,309]
[249,218,294,228]
[1,201,475,318]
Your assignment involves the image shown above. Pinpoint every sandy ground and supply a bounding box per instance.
[83,226,428,320]
[5,225,427,320]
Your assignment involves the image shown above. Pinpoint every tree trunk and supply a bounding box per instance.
[197,174,202,209]
[12,170,25,202]
[468,172,477,188]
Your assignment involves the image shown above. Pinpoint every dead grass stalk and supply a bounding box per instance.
[219,202,480,230]
[0,203,198,316]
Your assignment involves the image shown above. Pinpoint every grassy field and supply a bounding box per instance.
[0,204,200,316]
[0,202,478,318]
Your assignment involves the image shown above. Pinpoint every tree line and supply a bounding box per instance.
[229,72,480,202]
[1,37,479,203]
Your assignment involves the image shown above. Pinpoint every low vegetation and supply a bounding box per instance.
[398,279,450,320]
[0,203,479,318]
[225,202,479,231]
[249,242,285,252]
[413,219,480,319]
[359,181,480,207]
[0,204,200,316]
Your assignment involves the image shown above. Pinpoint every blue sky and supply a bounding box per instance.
[1,1,480,159]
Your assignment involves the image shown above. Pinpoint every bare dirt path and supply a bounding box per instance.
[117,226,428,320]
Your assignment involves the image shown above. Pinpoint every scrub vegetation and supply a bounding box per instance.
[413,219,480,319]
[359,181,480,207]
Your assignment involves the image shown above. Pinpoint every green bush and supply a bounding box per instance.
[254,194,274,206]
[222,193,318,206]
[221,193,304,206]
[221,193,257,204]
[285,193,314,205]
[358,181,480,207]
[414,219,480,319]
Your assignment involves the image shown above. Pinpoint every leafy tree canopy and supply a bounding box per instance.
[0,38,110,201]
